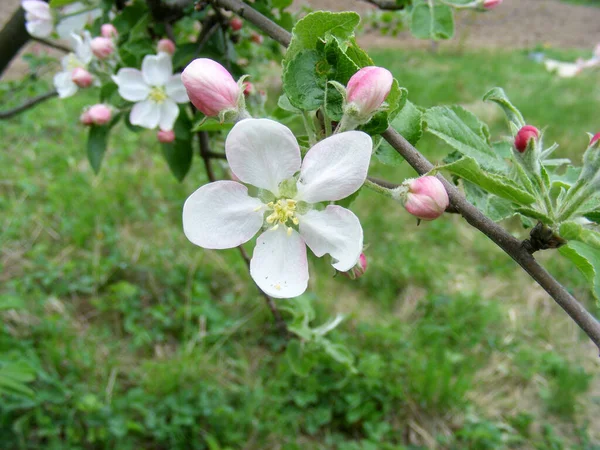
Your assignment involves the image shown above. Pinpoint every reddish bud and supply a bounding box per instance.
[90,37,114,59]
[71,67,93,88]
[157,38,176,55]
[157,129,176,143]
[342,253,368,280]
[250,32,263,44]
[80,110,93,126]
[402,176,449,221]
[101,23,118,38]
[230,17,243,31]
[483,0,503,9]
[514,125,539,153]
[243,81,254,96]
[346,66,394,119]
[590,133,600,147]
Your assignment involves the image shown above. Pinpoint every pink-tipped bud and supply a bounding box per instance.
[71,67,93,88]
[342,253,368,280]
[514,125,539,153]
[80,110,93,126]
[590,133,600,147]
[346,66,394,119]
[101,23,118,38]
[250,32,263,44]
[483,0,503,9]
[157,38,176,55]
[243,81,254,97]
[90,37,114,59]
[402,176,449,221]
[157,129,176,143]
[181,58,242,117]
[230,17,243,31]
[87,104,112,125]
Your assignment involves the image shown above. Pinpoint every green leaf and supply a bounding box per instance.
[463,181,517,222]
[515,207,553,225]
[0,362,36,398]
[87,125,110,174]
[285,11,360,65]
[559,222,600,249]
[285,340,314,377]
[322,341,355,370]
[559,241,600,305]
[439,156,536,205]
[283,49,327,111]
[49,0,79,6]
[424,105,500,169]
[410,2,454,40]
[272,0,293,9]
[277,94,302,113]
[483,87,525,128]
[359,81,407,136]
[0,295,26,311]
[584,211,600,224]
[390,100,423,146]
[162,111,193,182]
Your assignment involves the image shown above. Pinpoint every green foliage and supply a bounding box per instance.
[410,1,455,40]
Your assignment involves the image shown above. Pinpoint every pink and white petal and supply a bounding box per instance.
[296,131,372,203]
[250,227,309,298]
[26,19,53,38]
[112,69,150,102]
[141,53,172,87]
[298,205,363,272]
[183,180,264,250]
[53,72,78,98]
[56,14,89,39]
[158,99,179,131]
[165,74,189,103]
[130,100,161,129]
[226,118,301,195]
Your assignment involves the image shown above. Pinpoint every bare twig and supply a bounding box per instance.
[0,90,57,120]
[212,0,600,352]
[359,0,407,10]
[31,37,70,53]
[197,130,288,336]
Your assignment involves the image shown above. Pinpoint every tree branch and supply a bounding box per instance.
[0,7,30,77]
[31,37,70,53]
[0,90,57,120]
[212,0,600,353]
[197,130,288,336]
[359,0,407,10]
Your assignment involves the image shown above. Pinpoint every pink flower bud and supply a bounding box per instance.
[157,38,176,55]
[80,110,93,126]
[157,129,176,143]
[71,67,93,88]
[181,58,242,117]
[101,23,118,38]
[243,81,254,96]
[250,32,263,44]
[590,133,600,147]
[402,176,449,221]
[342,253,368,280]
[230,17,243,31]
[483,0,503,9]
[514,125,539,153]
[87,104,112,125]
[346,66,394,118]
[90,37,114,59]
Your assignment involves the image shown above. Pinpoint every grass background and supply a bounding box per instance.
[1,48,600,449]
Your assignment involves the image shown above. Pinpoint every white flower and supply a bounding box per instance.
[182,119,372,299]
[544,59,581,78]
[21,0,53,38]
[112,53,189,131]
[53,32,94,98]
[55,2,102,39]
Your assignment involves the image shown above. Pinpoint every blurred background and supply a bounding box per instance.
[1,0,600,448]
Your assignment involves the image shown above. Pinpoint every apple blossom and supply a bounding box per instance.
[181,58,245,120]
[101,23,118,38]
[344,66,394,123]
[53,32,94,98]
[514,125,539,153]
[157,38,176,55]
[55,2,102,39]
[157,129,176,143]
[544,59,581,78]
[342,253,368,280]
[112,53,189,131]
[230,17,243,31]
[88,104,112,125]
[90,37,114,59]
[483,0,503,9]
[80,110,93,126]
[21,0,53,38]
[71,67,93,88]
[590,133,600,147]
[183,119,372,298]
[399,176,449,221]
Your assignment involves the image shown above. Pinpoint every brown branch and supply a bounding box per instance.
[31,37,70,53]
[197,130,288,336]
[212,0,600,353]
[0,90,57,120]
[0,7,30,77]
[359,0,407,10]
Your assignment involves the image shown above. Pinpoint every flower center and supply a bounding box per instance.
[65,54,84,71]
[265,199,299,235]
[149,86,168,103]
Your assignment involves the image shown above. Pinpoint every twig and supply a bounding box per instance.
[359,0,407,10]
[212,0,600,353]
[31,37,70,53]
[197,130,288,336]
[0,90,57,120]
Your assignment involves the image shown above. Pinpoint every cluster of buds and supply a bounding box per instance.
[80,104,113,126]
[91,23,118,60]
[394,176,450,221]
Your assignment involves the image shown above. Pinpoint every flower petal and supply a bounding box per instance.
[250,227,309,298]
[113,69,150,102]
[296,131,372,203]
[183,180,264,249]
[142,53,172,87]
[165,74,189,103]
[25,19,53,38]
[158,99,179,131]
[298,205,363,272]
[130,99,160,129]
[226,119,301,195]
[53,71,77,98]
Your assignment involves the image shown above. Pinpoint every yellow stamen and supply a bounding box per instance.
[264,198,299,236]
[149,86,168,103]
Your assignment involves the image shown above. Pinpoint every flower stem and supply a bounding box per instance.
[363,178,398,199]
[302,111,317,146]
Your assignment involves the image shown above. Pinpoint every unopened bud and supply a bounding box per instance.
[80,110,93,126]
[86,104,112,125]
[250,32,263,44]
[590,132,600,147]
[342,253,367,280]
[157,129,176,143]
[157,38,176,55]
[181,58,243,118]
[345,66,393,120]
[230,17,243,31]
[101,23,118,38]
[71,67,93,88]
[483,0,503,9]
[514,125,539,153]
[401,176,449,221]
[243,81,254,96]
[90,37,114,59]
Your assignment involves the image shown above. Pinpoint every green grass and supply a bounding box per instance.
[1,48,599,449]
